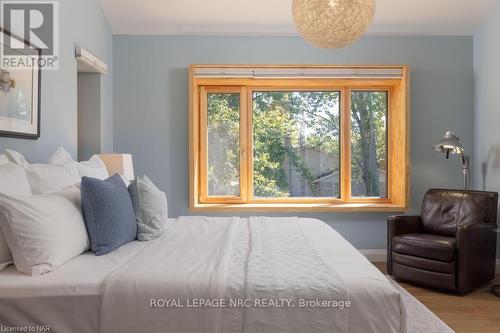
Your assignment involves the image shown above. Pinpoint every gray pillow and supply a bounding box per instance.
[128,175,168,241]
[81,174,137,255]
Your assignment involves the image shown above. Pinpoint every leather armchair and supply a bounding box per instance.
[387,189,498,293]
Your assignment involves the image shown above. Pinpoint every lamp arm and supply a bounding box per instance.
[460,153,471,190]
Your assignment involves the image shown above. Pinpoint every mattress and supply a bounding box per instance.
[0,217,405,333]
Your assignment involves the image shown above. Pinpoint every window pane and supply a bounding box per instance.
[351,91,388,197]
[253,91,340,198]
[207,93,240,196]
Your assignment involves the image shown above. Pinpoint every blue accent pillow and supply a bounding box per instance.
[81,174,137,256]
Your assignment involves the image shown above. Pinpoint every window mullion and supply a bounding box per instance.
[198,86,208,202]
[245,87,254,203]
[238,86,247,202]
[340,87,352,202]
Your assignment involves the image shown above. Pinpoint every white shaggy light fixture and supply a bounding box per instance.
[292,0,376,49]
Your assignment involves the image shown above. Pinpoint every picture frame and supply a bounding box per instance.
[0,27,41,139]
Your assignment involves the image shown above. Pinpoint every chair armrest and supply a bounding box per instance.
[387,215,422,238]
[456,223,497,293]
[387,215,422,274]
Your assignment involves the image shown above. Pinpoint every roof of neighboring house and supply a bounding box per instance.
[312,170,338,183]
[312,169,387,183]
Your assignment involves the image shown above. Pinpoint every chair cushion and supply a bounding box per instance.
[392,233,456,262]
[392,252,455,274]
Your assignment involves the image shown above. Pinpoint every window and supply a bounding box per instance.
[190,65,409,211]
[350,91,387,198]
[252,91,340,199]
[206,91,241,197]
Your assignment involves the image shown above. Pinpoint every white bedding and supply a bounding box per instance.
[0,237,151,333]
[0,217,405,333]
[223,217,405,333]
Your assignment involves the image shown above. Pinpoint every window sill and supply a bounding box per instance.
[191,202,408,212]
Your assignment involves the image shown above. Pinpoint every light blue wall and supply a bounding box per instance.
[0,0,113,162]
[473,1,500,257]
[113,35,473,250]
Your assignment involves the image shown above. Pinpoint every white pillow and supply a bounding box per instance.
[0,186,90,276]
[0,157,32,271]
[128,175,168,241]
[48,147,109,180]
[4,150,25,165]
[0,246,11,271]
[0,159,32,197]
[6,149,80,194]
[46,147,73,165]
[0,229,11,271]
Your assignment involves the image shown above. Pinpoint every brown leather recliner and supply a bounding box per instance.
[388,189,498,294]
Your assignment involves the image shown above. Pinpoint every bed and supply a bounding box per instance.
[0,217,406,333]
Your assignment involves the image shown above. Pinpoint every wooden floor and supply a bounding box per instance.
[374,263,500,333]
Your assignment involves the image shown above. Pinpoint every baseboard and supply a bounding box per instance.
[360,249,387,262]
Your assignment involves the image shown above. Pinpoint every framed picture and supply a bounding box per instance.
[0,28,41,139]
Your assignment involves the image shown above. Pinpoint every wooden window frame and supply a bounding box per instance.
[189,65,410,212]
[199,86,248,204]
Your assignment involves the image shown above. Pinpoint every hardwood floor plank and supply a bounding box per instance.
[374,262,500,332]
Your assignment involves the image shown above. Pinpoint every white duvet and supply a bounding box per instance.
[100,217,405,333]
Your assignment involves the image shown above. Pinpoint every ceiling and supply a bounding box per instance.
[99,0,497,36]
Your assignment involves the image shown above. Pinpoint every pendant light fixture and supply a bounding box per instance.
[292,0,376,49]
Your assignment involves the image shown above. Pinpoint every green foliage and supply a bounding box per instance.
[206,90,386,198]
[252,91,339,197]
[252,94,295,197]
[351,91,387,197]
[207,93,240,195]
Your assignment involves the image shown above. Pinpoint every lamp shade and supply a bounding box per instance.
[98,154,135,181]
[433,131,464,154]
